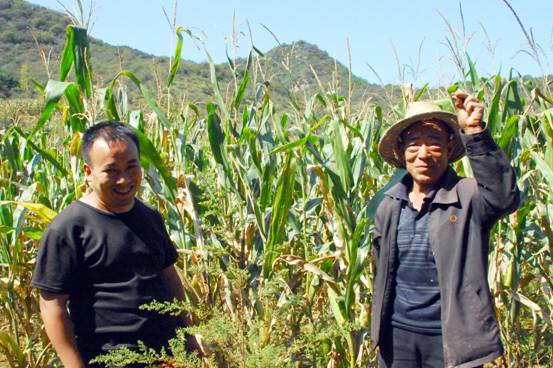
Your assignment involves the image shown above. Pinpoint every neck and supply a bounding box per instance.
[81,192,135,214]
[411,181,434,195]
[409,181,433,211]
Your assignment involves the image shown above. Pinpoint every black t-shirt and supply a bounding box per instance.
[31,199,179,360]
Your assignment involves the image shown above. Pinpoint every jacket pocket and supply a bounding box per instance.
[463,284,496,331]
[444,284,501,366]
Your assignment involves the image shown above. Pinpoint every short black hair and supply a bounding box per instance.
[81,121,140,165]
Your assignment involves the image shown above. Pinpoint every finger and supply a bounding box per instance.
[463,95,479,110]
[452,91,469,99]
[452,94,465,110]
[452,91,468,110]
[464,98,483,115]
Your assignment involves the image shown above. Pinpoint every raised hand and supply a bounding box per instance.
[452,91,484,134]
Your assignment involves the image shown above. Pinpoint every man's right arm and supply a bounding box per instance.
[39,291,85,368]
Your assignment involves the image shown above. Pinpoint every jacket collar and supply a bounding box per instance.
[385,167,460,205]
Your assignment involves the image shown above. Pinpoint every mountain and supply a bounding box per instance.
[0,0,387,111]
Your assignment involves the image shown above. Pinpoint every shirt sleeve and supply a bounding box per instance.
[156,212,178,269]
[460,127,520,224]
[31,227,79,294]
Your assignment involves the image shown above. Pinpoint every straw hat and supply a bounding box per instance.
[378,101,465,168]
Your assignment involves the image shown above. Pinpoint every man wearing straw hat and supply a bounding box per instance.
[371,92,519,368]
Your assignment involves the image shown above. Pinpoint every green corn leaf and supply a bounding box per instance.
[271,114,328,154]
[72,26,92,98]
[14,127,68,175]
[466,53,479,89]
[0,201,57,223]
[33,80,78,137]
[59,25,74,81]
[207,103,227,168]
[207,103,238,195]
[332,119,353,192]
[206,51,229,122]
[29,78,45,94]
[307,143,348,201]
[345,219,367,309]
[233,51,252,110]
[487,75,503,136]
[263,154,296,279]
[447,82,461,94]
[64,82,87,133]
[502,75,524,123]
[414,83,429,101]
[531,151,553,188]
[327,287,345,325]
[105,70,172,129]
[498,115,520,157]
[0,225,13,234]
[367,169,406,220]
[270,136,307,155]
[272,113,288,145]
[134,129,177,202]
[252,45,264,56]
[104,76,121,121]
[167,26,184,88]
[243,128,262,172]
[0,331,26,367]
[259,162,275,210]
[225,47,235,71]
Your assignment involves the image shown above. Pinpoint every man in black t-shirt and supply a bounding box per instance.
[31,121,191,367]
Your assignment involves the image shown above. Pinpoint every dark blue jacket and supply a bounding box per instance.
[371,129,519,368]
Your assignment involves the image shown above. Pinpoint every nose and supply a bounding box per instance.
[417,144,430,158]
[115,172,130,185]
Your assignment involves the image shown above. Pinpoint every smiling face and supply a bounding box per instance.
[401,120,451,193]
[83,138,142,213]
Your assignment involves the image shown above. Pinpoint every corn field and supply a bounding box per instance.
[0,19,552,368]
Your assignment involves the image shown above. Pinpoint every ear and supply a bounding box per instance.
[83,162,92,180]
[396,141,405,163]
[445,139,455,159]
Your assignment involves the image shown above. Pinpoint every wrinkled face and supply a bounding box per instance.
[401,120,451,191]
[83,138,142,213]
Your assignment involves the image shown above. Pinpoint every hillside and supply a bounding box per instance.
[0,0,387,111]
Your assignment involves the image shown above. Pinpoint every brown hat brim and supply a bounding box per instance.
[378,111,465,168]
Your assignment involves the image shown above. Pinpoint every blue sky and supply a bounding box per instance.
[28,0,552,86]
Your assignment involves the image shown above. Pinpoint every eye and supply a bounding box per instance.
[103,168,118,176]
[405,143,420,153]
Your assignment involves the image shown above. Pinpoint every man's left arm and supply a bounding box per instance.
[161,265,203,354]
[162,265,191,326]
[453,92,520,221]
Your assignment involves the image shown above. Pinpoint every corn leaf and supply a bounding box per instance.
[263,154,296,278]
[0,201,57,223]
[167,26,184,88]
[33,80,78,137]
[466,53,479,90]
[72,26,92,98]
[206,51,229,122]
[59,25,74,81]
[105,70,172,129]
[366,169,406,220]
[134,129,177,202]
[233,52,252,110]
[487,75,502,136]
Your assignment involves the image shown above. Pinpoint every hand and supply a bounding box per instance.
[452,91,484,134]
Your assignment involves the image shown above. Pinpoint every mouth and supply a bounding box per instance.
[113,186,134,196]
